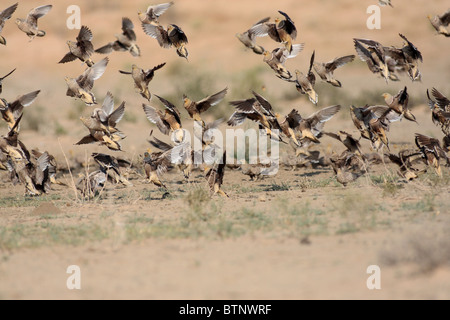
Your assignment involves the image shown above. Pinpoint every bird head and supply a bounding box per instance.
[137,11,146,21]
[262,51,271,58]
[182,94,191,106]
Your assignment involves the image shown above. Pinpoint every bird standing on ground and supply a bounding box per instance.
[119,63,166,101]
[0,2,18,45]
[15,4,52,41]
[95,17,140,57]
[59,26,95,67]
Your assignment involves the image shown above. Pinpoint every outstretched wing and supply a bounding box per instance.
[26,5,52,28]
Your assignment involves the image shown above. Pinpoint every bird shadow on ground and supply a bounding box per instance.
[295,170,330,178]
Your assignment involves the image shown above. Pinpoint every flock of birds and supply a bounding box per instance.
[0,2,449,198]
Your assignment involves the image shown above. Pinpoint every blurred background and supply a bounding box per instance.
[0,0,449,159]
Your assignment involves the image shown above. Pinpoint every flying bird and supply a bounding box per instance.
[382,86,417,123]
[313,54,355,87]
[262,44,304,80]
[142,23,188,60]
[285,51,318,105]
[183,87,228,123]
[119,63,166,101]
[205,151,228,197]
[65,57,109,106]
[236,17,270,55]
[0,90,41,131]
[138,1,174,25]
[15,4,52,41]
[249,10,298,53]
[428,9,450,37]
[95,17,140,57]
[59,25,95,67]
[80,92,125,136]
[415,133,449,177]
[143,95,184,143]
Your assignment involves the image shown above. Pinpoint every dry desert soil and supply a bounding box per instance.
[0,0,449,300]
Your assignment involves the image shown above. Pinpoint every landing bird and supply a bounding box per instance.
[427,88,450,134]
[387,149,423,181]
[143,95,184,143]
[205,151,228,198]
[382,86,417,123]
[415,133,449,177]
[81,92,125,136]
[15,4,52,41]
[92,153,132,187]
[227,91,285,143]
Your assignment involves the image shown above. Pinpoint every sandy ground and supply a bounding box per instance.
[0,0,449,300]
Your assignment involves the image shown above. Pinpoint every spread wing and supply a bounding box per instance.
[26,4,52,28]
[122,17,136,41]
[143,104,170,135]
[196,87,228,113]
